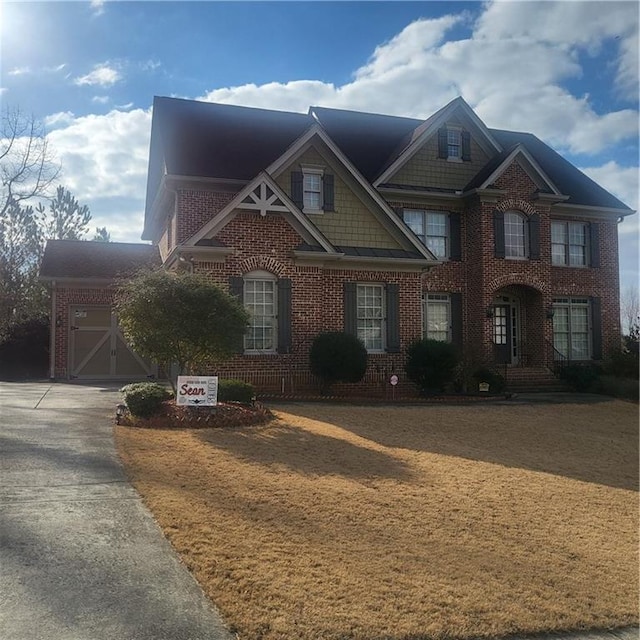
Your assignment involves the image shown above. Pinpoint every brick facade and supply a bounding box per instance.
[47,103,626,391]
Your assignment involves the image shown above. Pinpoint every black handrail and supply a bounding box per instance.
[545,338,568,377]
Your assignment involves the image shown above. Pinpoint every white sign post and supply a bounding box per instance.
[390,374,398,401]
[176,376,218,406]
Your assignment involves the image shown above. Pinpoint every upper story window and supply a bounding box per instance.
[291,167,334,213]
[403,209,449,259]
[504,211,528,259]
[243,271,277,353]
[551,221,588,266]
[447,128,461,159]
[303,168,323,211]
[438,126,471,162]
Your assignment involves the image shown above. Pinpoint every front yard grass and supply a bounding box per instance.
[115,399,638,640]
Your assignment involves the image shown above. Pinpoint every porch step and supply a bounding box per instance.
[503,367,568,393]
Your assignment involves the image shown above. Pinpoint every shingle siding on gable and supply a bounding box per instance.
[389,132,490,190]
[275,146,403,250]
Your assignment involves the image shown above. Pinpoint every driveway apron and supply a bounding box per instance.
[0,382,233,640]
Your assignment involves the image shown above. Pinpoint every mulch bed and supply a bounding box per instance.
[118,400,274,429]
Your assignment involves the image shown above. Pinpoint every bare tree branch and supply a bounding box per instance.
[0,106,60,217]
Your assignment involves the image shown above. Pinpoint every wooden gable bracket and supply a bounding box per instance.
[238,182,290,217]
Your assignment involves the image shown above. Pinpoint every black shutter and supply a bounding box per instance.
[450,293,463,352]
[529,213,540,260]
[344,282,357,336]
[323,174,334,211]
[437,127,448,159]
[386,284,400,353]
[229,276,244,300]
[449,212,462,261]
[591,297,602,360]
[461,131,471,161]
[229,277,245,353]
[291,171,303,209]
[589,223,600,268]
[277,278,292,354]
[493,210,505,258]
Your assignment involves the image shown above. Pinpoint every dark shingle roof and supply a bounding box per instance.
[145,98,632,229]
[40,240,160,280]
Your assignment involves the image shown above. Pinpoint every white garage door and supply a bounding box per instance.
[69,306,156,380]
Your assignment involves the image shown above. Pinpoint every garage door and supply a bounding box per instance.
[69,306,156,380]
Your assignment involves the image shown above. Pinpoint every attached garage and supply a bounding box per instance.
[40,240,161,381]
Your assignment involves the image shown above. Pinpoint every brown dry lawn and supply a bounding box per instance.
[115,398,639,640]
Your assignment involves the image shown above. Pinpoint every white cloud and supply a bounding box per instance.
[581,161,639,224]
[46,108,151,209]
[74,64,121,87]
[44,111,77,129]
[199,2,638,156]
[115,102,134,110]
[92,96,110,104]
[91,0,105,16]
[9,66,31,76]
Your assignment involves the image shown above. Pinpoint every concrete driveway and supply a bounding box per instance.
[0,382,233,640]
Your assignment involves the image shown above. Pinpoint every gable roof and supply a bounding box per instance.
[185,171,336,253]
[145,97,633,236]
[40,240,160,281]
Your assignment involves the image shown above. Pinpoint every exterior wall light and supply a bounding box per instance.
[546,307,555,319]
[486,307,494,318]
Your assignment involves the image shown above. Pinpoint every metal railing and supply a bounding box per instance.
[545,339,568,377]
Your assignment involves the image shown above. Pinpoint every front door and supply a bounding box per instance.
[69,306,156,380]
[492,304,512,364]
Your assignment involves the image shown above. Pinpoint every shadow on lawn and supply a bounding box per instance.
[271,404,639,492]
[196,421,414,482]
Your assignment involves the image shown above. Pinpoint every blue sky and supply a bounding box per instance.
[1,0,638,292]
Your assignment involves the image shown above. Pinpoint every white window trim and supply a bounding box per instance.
[356,283,386,353]
[446,125,463,163]
[403,209,450,260]
[422,293,452,342]
[504,210,529,261]
[551,220,589,268]
[301,164,324,215]
[243,270,278,355]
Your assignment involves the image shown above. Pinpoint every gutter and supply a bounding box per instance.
[49,281,56,380]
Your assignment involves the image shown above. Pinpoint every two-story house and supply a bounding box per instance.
[41,96,634,391]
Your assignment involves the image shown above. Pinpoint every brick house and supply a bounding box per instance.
[41,96,634,391]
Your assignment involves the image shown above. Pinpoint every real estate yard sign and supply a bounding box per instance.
[176,376,218,406]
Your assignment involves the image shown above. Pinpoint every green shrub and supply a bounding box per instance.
[121,382,173,418]
[559,363,602,392]
[405,339,459,394]
[218,378,254,404]
[472,366,506,393]
[310,332,368,393]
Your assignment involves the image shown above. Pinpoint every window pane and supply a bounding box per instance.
[552,244,567,265]
[357,284,384,350]
[551,222,566,244]
[569,223,585,245]
[426,213,446,236]
[403,211,424,241]
[569,245,586,266]
[304,174,321,191]
[504,212,526,257]
[426,237,446,259]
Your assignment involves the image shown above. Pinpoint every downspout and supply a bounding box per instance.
[49,281,56,380]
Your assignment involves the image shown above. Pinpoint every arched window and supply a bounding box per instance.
[504,211,528,258]
[243,270,277,353]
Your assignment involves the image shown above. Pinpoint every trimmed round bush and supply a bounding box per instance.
[405,339,459,394]
[310,332,368,393]
[218,378,254,404]
[121,382,173,418]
